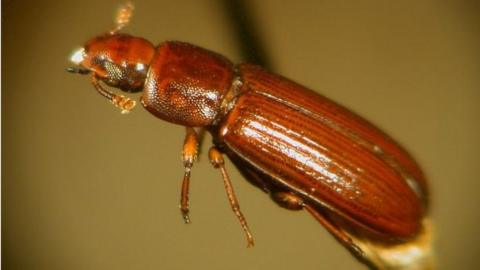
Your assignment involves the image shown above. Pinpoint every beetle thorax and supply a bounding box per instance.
[141,41,235,127]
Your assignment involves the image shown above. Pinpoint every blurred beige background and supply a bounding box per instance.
[3,0,479,269]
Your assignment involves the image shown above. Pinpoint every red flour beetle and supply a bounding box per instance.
[68,4,433,269]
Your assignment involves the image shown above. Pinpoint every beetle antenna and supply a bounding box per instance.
[91,75,136,113]
[110,2,134,34]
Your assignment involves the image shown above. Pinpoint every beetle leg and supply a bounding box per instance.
[271,192,364,260]
[270,191,304,210]
[180,127,199,224]
[209,147,254,247]
[303,204,365,261]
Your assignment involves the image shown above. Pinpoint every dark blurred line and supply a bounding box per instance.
[220,0,273,71]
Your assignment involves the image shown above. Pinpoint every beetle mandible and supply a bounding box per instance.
[67,4,432,269]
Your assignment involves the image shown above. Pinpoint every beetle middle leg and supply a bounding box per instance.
[225,151,365,256]
[209,147,254,247]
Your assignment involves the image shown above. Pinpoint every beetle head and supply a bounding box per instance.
[67,2,155,113]
[68,34,155,93]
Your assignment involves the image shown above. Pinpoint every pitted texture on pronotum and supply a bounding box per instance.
[141,42,234,126]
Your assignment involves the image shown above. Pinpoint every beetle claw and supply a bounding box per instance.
[181,209,191,224]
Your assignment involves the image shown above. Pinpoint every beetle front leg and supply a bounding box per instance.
[179,127,199,224]
[209,147,255,247]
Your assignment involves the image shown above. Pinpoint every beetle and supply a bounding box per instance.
[67,4,432,269]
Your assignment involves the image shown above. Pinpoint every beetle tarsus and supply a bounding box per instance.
[180,168,192,224]
[181,211,191,224]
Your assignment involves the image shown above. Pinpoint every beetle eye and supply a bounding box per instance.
[70,47,86,65]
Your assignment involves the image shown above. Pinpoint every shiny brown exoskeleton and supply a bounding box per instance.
[68,4,433,269]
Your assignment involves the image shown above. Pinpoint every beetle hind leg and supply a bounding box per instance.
[270,191,304,211]
[303,204,366,261]
[224,151,365,258]
[271,191,366,261]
